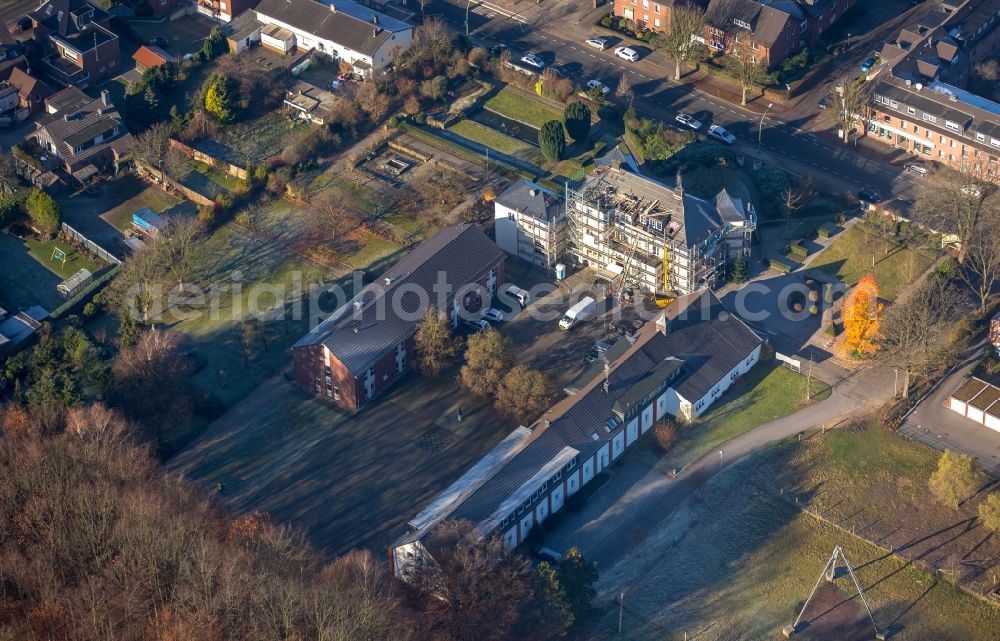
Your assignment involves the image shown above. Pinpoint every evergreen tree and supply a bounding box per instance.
[563,102,591,142]
[534,562,574,636]
[538,120,566,161]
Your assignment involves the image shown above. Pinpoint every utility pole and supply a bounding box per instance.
[805,356,813,401]
[758,103,773,149]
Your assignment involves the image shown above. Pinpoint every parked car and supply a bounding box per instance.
[14,17,32,32]
[520,53,545,69]
[463,318,490,332]
[860,57,877,73]
[818,96,830,110]
[490,43,509,57]
[675,112,702,130]
[586,79,610,95]
[614,46,639,62]
[586,36,610,50]
[708,124,735,144]
[484,308,504,322]
[904,162,928,175]
[857,187,881,203]
[535,548,563,563]
[559,297,597,330]
[503,284,530,308]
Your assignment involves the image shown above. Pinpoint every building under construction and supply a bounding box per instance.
[565,152,755,295]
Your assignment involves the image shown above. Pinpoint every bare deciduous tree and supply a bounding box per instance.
[958,213,1000,313]
[725,39,768,106]
[877,279,968,398]
[652,4,706,80]
[914,163,1000,264]
[831,77,872,143]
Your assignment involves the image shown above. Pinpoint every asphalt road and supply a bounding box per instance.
[429,0,926,200]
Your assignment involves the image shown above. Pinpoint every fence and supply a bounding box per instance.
[168,138,249,181]
[61,223,121,265]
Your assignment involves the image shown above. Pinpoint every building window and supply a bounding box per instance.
[62,47,78,62]
[889,100,898,108]
[908,107,917,115]
[977,133,986,142]
[991,138,1000,148]
[921,112,934,122]
[945,121,960,131]
[734,18,751,29]
[315,378,321,392]
[654,2,659,12]
[654,17,660,27]
[333,386,340,400]
[643,13,648,21]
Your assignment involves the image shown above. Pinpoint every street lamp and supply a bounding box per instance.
[466,0,473,36]
[894,368,899,398]
[757,102,773,149]
[718,449,725,470]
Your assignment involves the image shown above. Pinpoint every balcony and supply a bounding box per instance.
[44,54,90,87]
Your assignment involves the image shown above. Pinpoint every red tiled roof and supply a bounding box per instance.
[132,45,177,69]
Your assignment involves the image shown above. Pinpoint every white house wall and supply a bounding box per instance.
[985,412,1000,433]
[948,398,968,416]
[253,13,412,69]
[690,344,761,419]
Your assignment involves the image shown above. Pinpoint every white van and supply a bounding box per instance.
[559,296,597,330]
[503,285,531,308]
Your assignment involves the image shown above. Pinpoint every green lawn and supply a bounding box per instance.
[343,232,404,269]
[810,223,936,300]
[483,87,564,129]
[101,186,183,232]
[447,119,545,165]
[25,238,106,280]
[664,363,832,470]
[611,470,1000,641]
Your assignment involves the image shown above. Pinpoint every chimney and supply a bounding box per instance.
[63,113,70,122]
[328,2,336,10]
[372,15,378,25]
[100,89,109,107]
[602,359,610,394]
[529,188,537,197]
[611,158,621,171]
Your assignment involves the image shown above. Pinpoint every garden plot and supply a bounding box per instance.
[192,111,304,165]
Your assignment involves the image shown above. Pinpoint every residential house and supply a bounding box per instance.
[27,87,135,178]
[565,152,755,295]
[292,224,505,412]
[866,0,1000,170]
[284,79,343,124]
[132,45,178,73]
[8,67,54,114]
[494,180,567,270]
[0,25,28,82]
[390,289,763,577]
[29,0,120,87]
[251,0,413,74]
[701,0,855,68]
[612,0,694,33]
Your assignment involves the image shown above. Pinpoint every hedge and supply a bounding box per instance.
[788,242,808,259]
[50,264,121,320]
[817,223,837,239]
[769,257,794,273]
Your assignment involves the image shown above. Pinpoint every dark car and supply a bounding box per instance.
[818,97,830,110]
[860,57,877,73]
[858,187,881,203]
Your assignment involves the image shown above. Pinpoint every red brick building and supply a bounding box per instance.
[292,224,506,412]
[701,0,855,69]
[865,0,1000,170]
[29,0,121,87]
[612,0,685,33]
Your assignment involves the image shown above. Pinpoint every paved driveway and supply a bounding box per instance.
[900,342,1000,478]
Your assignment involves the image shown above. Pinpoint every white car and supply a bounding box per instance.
[904,162,928,175]
[484,308,504,322]
[708,124,735,144]
[614,46,639,62]
[585,36,610,50]
[585,79,611,95]
[520,53,545,69]
[675,112,702,130]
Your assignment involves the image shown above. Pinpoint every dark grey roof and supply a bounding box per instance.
[293,224,505,375]
[444,289,762,529]
[681,192,725,246]
[495,180,562,222]
[563,338,632,395]
[224,9,263,42]
[706,0,792,47]
[36,87,133,165]
[31,0,113,42]
[254,0,411,58]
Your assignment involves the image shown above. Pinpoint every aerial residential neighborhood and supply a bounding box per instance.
[4,0,1000,638]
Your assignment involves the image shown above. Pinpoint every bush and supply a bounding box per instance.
[769,257,792,273]
[414,112,427,124]
[82,302,97,318]
[197,204,217,226]
[563,101,591,142]
[26,187,61,235]
[600,15,613,27]
[538,119,566,161]
[652,419,676,452]
[809,304,818,315]
[825,322,837,336]
[387,115,401,128]
[729,254,748,283]
[789,242,808,259]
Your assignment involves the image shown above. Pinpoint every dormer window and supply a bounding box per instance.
[734,18,751,29]
[946,120,960,131]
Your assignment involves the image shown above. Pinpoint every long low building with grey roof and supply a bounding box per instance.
[391,289,763,578]
[292,224,505,412]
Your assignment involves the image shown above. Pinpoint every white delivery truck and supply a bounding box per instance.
[559,296,597,330]
[503,285,531,308]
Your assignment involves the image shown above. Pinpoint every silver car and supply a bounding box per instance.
[520,53,545,69]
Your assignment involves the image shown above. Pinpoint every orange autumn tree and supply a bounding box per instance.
[842,275,883,357]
